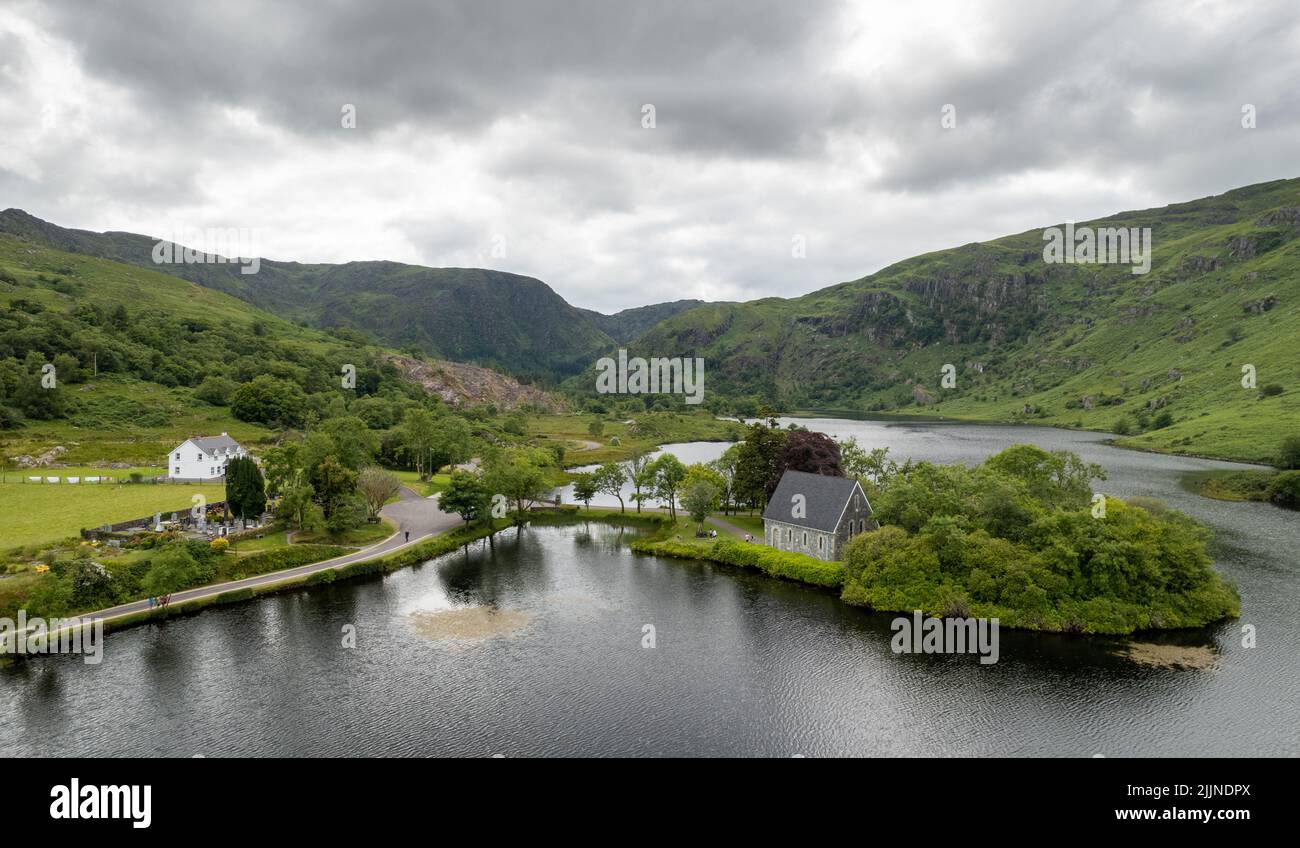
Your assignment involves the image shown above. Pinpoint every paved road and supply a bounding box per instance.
[78,486,462,627]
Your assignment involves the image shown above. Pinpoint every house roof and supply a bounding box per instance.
[175,434,242,454]
[761,469,866,532]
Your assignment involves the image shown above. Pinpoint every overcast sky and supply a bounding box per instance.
[1,1,1298,312]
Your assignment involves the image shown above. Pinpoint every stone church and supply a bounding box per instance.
[761,469,876,561]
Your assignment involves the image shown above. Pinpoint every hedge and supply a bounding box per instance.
[631,536,845,589]
[216,544,348,581]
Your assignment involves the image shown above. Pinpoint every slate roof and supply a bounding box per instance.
[761,469,865,532]
[183,434,243,454]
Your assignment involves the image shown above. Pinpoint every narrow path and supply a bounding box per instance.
[70,486,461,628]
[705,514,757,539]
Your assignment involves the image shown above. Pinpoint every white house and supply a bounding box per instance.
[168,433,247,481]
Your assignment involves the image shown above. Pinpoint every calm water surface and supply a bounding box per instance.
[3,418,1297,757]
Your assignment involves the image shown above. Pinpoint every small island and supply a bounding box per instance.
[633,422,1240,636]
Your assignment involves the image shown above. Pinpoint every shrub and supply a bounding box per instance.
[1268,471,1300,510]
[210,537,230,552]
[1277,436,1300,470]
[1260,383,1285,397]
[218,545,347,581]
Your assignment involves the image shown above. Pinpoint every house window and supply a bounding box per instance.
[819,535,825,551]
[860,519,866,532]
[786,529,791,542]
[197,453,203,461]
[174,467,180,475]
[802,532,808,547]
[174,452,180,460]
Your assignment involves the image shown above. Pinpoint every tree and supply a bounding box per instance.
[733,420,787,511]
[483,448,550,520]
[312,456,358,519]
[194,375,238,406]
[326,493,368,534]
[774,430,843,493]
[649,454,686,519]
[398,408,438,480]
[356,466,401,522]
[1277,436,1300,470]
[230,375,306,428]
[984,444,1104,511]
[400,410,473,480]
[623,450,653,513]
[592,462,627,513]
[572,473,597,510]
[276,481,323,531]
[441,471,493,525]
[224,456,267,528]
[260,443,302,498]
[709,445,741,514]
[681,478,722,535]
[319,416,380,469]
[587,419,605,439]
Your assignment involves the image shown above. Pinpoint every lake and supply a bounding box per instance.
[2,417,1296,756]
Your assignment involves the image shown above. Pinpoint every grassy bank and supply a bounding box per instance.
[1182,468,1300,509]
[83,519,516,635]
[528,411,742,467]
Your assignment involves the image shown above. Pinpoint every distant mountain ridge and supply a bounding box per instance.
[0,209,618,380]
[579,299,706,343]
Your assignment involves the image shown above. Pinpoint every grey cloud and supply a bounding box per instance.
[34,0,844,159]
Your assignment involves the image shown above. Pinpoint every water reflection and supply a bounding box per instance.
[2,419,1297,757]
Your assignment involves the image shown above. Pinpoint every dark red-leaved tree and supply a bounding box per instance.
[769,430,843,498]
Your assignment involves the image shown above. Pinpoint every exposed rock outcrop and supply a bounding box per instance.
[384,354,565,412]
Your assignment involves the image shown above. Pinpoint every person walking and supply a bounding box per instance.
[404,530,410,542]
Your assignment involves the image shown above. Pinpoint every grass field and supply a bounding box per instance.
[528,411,742,466]
[0,478,225,551]
[0,464,165,483]
[392,470,452,496]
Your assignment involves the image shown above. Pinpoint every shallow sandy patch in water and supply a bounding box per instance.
[1118,642,1220,670]
[409,607,532,641]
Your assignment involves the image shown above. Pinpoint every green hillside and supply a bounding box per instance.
[628,178,1300,463]
[0,209,614,380]
[0,233,437,463]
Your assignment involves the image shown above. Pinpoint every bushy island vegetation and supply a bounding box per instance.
[1184,435,1300,511]
[842,445,1239,634]
[631,422,1239,636]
